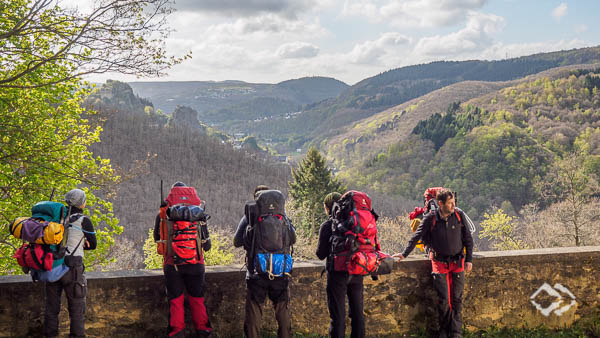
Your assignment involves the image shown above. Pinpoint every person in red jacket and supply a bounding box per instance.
[394,188,473,338]
[154,182,212,337]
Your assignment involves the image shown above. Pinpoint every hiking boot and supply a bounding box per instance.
[196,329,211,337]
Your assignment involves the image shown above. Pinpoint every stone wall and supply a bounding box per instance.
[0,247,598,337]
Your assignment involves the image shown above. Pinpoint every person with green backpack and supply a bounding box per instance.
[44,189,96,338]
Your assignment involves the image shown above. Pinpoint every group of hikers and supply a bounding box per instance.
[11,182,474,338]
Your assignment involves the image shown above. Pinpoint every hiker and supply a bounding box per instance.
[44,188,96,338]
[233,185,296,338]
[393,188,474,338]
[316,192,366,338]
[154,181,212,337]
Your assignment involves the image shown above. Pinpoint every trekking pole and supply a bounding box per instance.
[160,180,164,204]
[49,188,55,201]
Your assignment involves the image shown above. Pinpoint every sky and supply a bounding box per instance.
[82,0,600,86]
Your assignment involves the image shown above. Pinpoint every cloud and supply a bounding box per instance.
[479,39,588,61]
[551,3,568,20]
[277,42,320,58]
[348,32,411,64]
[574,24,588,34]
[414,12,504,57]
[342,0,488,28]
[175,0,315,19]
[203,14,328,38]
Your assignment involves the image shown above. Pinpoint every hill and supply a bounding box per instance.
[332,65,600,221]
[128,76,348,118]
[86,81,290,268]
[325,63,600,167]
[245,46,600,151]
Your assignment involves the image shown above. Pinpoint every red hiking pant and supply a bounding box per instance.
[164,264,211,336]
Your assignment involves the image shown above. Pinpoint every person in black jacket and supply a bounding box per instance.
[393,188,473,338]
[233,185,296,338]
[316,192,365,338]
[45,189,96,338]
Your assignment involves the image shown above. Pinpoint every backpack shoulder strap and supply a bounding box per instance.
[454,209,464,226]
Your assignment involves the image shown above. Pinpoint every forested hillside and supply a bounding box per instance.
[86,81,290,268]
[245,46,600,151]
[336,67,600,231]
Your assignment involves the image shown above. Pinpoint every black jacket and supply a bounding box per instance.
[316,218,333,261]
[402,208,473,263]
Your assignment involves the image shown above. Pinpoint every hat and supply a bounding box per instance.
[172,181,186,188]
[65,189,86,208]
[323,192,341,212]
[253,185,270,199]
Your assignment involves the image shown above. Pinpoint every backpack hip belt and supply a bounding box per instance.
[431,251,463,264]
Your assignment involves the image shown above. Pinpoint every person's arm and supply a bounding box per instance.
[233,216,248,248]
[200,223,212,251]
[396,213,432,259]
[154,214,161,242]
[315,220,332,260]
[81,216,97,250]
[287,217,296,245]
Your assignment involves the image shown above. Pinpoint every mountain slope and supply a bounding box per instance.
[334,64,600,219]
[326,63,600,165]
[86,81,290,268]
[250,46,600,149]
[128,76,349,116]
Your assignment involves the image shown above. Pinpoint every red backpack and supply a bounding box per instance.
[330,190,392,276]
[14,242,54,271]
[158,187,206,265]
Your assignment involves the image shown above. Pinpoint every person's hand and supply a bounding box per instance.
[84,239,90,249]
[465,262,473,273]
[392,253,405,262]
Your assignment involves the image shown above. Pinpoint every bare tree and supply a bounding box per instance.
[535,151,600,246]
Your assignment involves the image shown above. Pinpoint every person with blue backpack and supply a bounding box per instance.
[44,188,96,338]
[233,185,296,338]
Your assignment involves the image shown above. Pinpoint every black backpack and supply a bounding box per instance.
[244,190,293,277]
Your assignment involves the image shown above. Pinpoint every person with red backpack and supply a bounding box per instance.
[153,182,212,337]
[316,191,366,338]
[233,185,296,338]
[393,189,474,338]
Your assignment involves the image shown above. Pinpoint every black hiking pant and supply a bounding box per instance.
[431,258,466,338]
[44,264,87,338]
[244,276,291,338]
[326,271,365,338]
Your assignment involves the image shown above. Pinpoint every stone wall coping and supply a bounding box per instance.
[1,246,598,285]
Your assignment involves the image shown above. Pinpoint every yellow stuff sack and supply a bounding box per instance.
[9,217,64,245]
[409,218,426,252]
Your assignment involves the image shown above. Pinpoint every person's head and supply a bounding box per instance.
[172,181,186,189]
[323,192,342,216]
[65,189,86,209]
[253,185,269,199]
[436,188,455,215]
